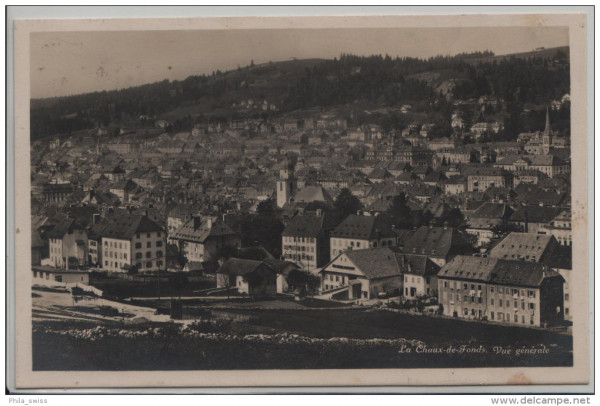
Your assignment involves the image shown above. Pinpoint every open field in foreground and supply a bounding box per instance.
[32,290,572,370]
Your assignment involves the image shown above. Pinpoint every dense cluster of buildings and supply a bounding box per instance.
[31,98,571,329]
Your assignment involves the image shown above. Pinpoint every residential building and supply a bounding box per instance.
[47,218,88,269]
[281,210,333,274]
[171,216,241,263]
[464,167,513,192]
[398,254,441,299]
[437,256,564,327]
[216,258,277,296]
[99,214,166,272]
[542,210,572,246]
[329,213,397,258]
[399,224,473,266]
[319,247,403,299]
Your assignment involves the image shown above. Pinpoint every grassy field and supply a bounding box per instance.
[32,304,572,370]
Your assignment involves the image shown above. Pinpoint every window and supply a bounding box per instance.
[147,241,151,248]
[146,252,151,258]
[157,232,161,237]
[335,276,339,282]
[147,233,151,238]
[490,286,495,293]
[490,312,495,320]
[528,290,536,298]
[498,287,504,294]
[135,242,142,249]
[119,242,123,249]
[514,314,518,323]
[463,283,468,290]
[514,300,518,308]
[104,241,108,247]
[156,251,163,258]
[136,253,142,259]
[156,241,163,247]
[463,308,468,315]
[498,312,504,321]
[499,299,503,307]
[529,303,535,310]
[471,284,475,290]
[146,261,152,268]
[565,294,569,302]
[443,281,448,288]
[136,233,140,239]
[490,298,495,306]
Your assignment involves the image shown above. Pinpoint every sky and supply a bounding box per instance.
[30,26,569,99]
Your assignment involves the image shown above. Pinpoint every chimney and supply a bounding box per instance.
[316,208,323,217]
[92,213,100,225]
[443,221,448,230]
[193,216,201,231]
[206,217,213,229]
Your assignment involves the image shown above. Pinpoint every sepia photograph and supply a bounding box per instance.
[9,10,591,391]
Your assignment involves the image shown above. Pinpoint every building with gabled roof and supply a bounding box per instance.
[95,214,166,273]
[282,210,334,274]
[509,206,564,233]
[437,255,564,327]
[319,247,403,300]
[329,213,397,259]
[397,254,441,299]
[400,224,473,266]
[46,218,88,269]
[171,216,241,263]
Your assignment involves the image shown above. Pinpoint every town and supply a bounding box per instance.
[29,49,573,369]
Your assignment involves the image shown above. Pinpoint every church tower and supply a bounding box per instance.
[542,107,553,154]
[276,155,297,208]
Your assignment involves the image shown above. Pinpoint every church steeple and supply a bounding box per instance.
[543,106,552,136]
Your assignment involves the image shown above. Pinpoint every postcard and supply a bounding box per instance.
[10,10,590,390]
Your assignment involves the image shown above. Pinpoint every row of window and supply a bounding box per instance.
[135,241,163,249]
[490,312,535,325]
[324,274,346,284]
[285,253,315,262]
[136,232,161,239]
[103,260,164,269]
[442,281,536,298]
[283,245,315,253]
[283,236,315,243]
[104,251,164,260]
[490,298,536,310]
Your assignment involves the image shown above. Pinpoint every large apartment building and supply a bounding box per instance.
[437,255,564,327]
[99,214,166,272]
[329,213,397,259]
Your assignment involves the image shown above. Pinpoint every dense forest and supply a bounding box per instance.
[30,47,570,142]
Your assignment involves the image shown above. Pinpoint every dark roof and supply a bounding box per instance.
[510,206,563,224]
[262,258,299,275]
[401,225,472,259]
[470,202,514,220]
[172,218,237,243]
[438,256,562,287]
[487,232,570,269]
[98,214,164,239]
[282,214,326,238]
[397,254,440,276]
[343,247,402,280]
[46,218,85,239]
[217,258,262,276]
[331,214,397,240]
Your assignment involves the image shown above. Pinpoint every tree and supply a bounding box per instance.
[257,198,276,216]
[334,188,362,223]
[386,193,412,229]
[439,208,465,228]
